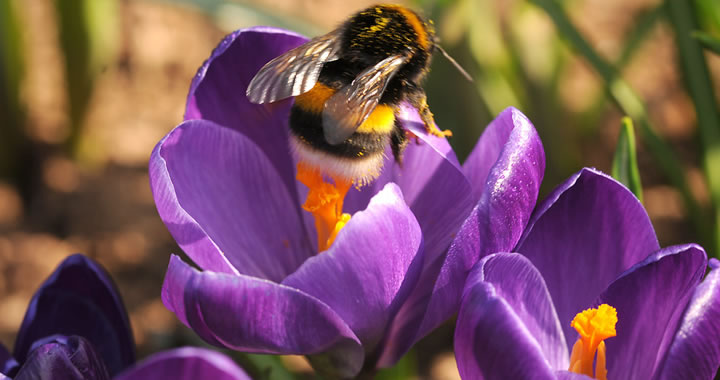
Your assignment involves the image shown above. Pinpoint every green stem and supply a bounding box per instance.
[665,0,720,258]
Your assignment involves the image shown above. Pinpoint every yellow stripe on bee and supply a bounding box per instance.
[356,104,395,134]
[295,82,395,135]
[384,5,430,49]
[294,83,335,114]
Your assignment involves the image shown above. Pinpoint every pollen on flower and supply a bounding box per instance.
[296,163,352,252]
[568,304,617,380]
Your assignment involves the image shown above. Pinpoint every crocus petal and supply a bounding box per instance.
[115,347,250,380]
[150,119,314,281]
[462,107,544,206]
[344,104,471,263]
[597,244,706,380]
[346,105,475,368]
[14,336,110,380]
[185,27,307,197]
[554,371,593,379]
[483,253,568,368]
[13,254,134,377]
[161,255,364,378]
[283,183,423,357]
[515,168,659,350]
[656,258,720,379]
[378,108,545,365]
[455,254,557,380]
[0,343,17,376]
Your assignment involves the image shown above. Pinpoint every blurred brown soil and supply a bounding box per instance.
[0,0,224,359]
[570,0,713,247]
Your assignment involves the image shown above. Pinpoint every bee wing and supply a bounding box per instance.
[246,30,343,104]
[322,54,408,145]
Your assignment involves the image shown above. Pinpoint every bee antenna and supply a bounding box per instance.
[437,45,473,82]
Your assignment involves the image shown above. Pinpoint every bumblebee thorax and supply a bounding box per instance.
[342,5,435,65]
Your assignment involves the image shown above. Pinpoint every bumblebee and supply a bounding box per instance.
[246,4,454,184]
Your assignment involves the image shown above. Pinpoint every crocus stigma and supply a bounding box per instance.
[568,304,617,379]
[295,163,352,251]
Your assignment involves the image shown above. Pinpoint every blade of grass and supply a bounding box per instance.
[612,117,644,202]
[692,31,720,55]
[54,0,92,155]
[581,4,662,140]
[665,0,720,257]
[694,0,720,34]
[54,0,118,158]
[617,4,665,67]
[529,0,712,253]
[0,0,30,182]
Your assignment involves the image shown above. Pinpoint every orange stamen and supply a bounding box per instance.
[296,163,352,252]
[568,304,617,379]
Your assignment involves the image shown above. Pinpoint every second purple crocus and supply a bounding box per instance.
[1,254,251,380]
[454,169,720,379]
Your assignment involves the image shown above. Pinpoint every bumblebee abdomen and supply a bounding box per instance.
[356,104,395,134]
[289,104,391,158]
[289,96,393,182]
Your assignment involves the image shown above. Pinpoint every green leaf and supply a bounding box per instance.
[692,30,720,55]
[617,5,664,67]
[666,0,720,258]
[375,350,418,380]
[0,0,29,181]
[694,0,720,34]
[232,353,296,380]
[612,117,644,203]
[54,0,119,157]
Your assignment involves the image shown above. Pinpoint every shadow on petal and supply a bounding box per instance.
[455,254,556,380]
[151,119,314,282]
[185,27,308,197]
[283,183,423,360]
[598,244,706,379]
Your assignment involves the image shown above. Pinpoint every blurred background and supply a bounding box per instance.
[0,0,718,378]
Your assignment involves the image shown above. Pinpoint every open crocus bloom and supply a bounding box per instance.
[0,254,250,380]
[151,26,545,375]
[454,169,720,379]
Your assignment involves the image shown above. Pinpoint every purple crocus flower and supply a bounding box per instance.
[151,26,544,376]
[454,168,720,379]
[0,254,250,380]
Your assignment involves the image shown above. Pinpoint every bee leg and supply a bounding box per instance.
[407,88,452,138]
[403,129,422,145]
[391,119,409,166]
